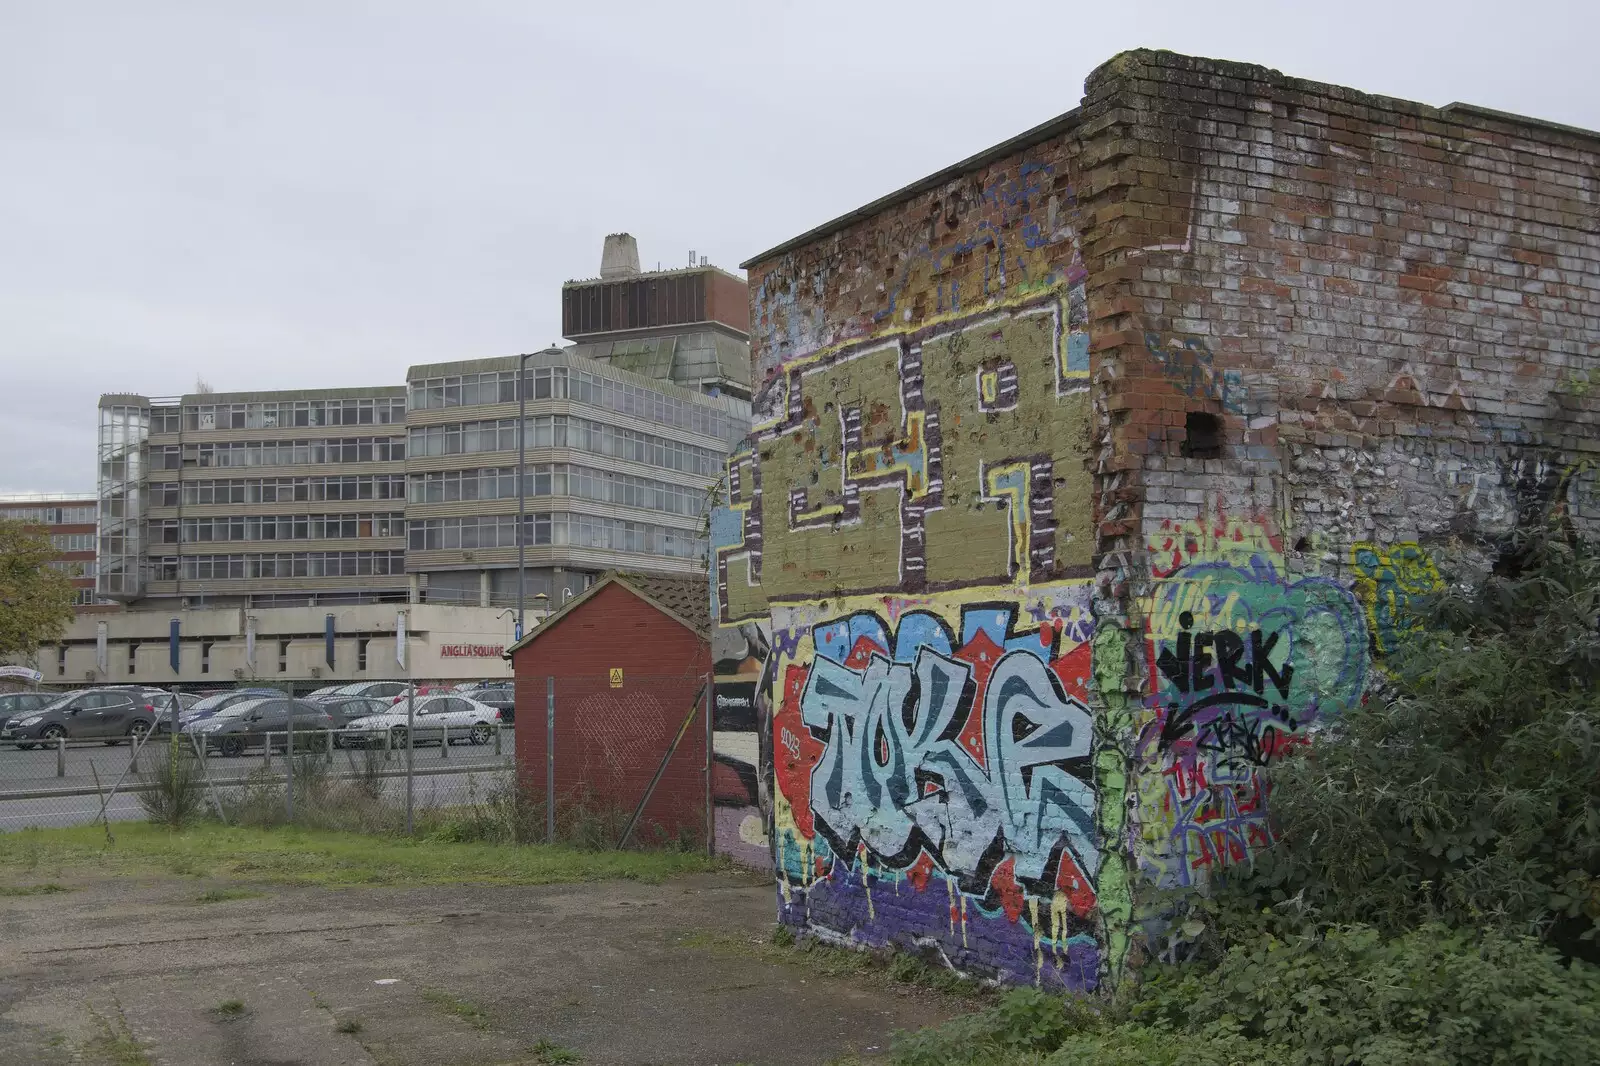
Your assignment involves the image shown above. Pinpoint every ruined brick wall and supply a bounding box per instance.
[1077,51,1599,904]
[716,48,1599,992]
[718,132,1125,991]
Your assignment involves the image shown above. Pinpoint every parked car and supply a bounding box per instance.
[472,684,514,725]
[310,681,410,701]
[2,688,167,748]
[345,694,505,749]
[185,698,336,757]
[316,696,395,745]
[0,691,56,731]
[161,687,288,733]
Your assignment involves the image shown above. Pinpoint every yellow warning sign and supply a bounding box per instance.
[608,668,624,688]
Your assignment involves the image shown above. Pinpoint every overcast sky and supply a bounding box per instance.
[2,0,1595,494]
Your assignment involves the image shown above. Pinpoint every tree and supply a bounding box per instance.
[0,519,78,660]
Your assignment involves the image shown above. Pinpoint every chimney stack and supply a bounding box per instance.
[600,233,641,279]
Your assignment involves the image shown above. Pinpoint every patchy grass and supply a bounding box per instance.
[420,987,492,1030]
[194,887,262,905]
[677,926,985,1000]
[213,999,246,1017]
[86,1003,152,1066]
[0,882,68,897]
[533,1038,581,1063]
[335,1017,363,1034]
[0,823,719,889]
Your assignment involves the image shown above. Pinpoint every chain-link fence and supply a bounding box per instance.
[0,681,513,835]
[0,674,723,857]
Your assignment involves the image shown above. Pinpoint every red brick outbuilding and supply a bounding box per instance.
[507,572,711,846]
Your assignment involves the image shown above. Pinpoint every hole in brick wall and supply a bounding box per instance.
[1293,537,1310,553]
[1181,412,1224,459]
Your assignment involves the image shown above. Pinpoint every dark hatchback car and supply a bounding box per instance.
[473,685,514,724]
[1,688,167,748]
[186,697,336,757]
[316,696,394,738]
[0,692,56,731]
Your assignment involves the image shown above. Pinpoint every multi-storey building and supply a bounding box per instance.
[97,388,411,608]
[95,236,752,614]
[405,234,752,608]
[0,494,100,607]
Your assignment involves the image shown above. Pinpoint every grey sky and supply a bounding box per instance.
[2,0,1594,494]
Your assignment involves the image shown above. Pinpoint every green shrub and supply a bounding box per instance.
[1247,531,1600,960]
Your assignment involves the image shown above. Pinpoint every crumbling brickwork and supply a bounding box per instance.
[713,49,1599,991]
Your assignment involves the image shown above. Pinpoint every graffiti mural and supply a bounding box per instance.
[1144,331,1248,414]
[1135,514,1368,887]
[771,583,1109,990]
[1350,541,1444,656]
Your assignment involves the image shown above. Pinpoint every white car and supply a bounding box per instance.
[343,694,504,748]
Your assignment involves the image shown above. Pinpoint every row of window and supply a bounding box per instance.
[157,514,405,544]
[49,559,96,577]
[170,475,407,506]
[72,587,97,605]
[0,505,95,524]
[407,464,707,517]
[408,513,703,558]
[408,366,748,442]
[151,437,406,470]
[408,416,721,476]
[50,533,96,551]
[156,550,407,581]
[168,398,407,432]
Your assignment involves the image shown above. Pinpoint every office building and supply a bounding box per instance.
[0,494,100,607]
[94,236,752,613]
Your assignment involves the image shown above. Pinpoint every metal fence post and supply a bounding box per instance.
[56,736,65,778]
[405,683,415,836]
[494,723,502,756]
[285,714,295,824]
[704,674,714,859]
[440,720,449,759]
[545,676,555,844]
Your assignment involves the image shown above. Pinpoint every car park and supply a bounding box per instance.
[2,688,167,748]
[185,698,336,757]
[345,694,504,749]
[0,691,56,731]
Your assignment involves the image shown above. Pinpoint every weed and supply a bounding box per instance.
[770,923,796,947]
[136,741,210,829]
[0,883,67,897]
[86,1002,152,1066]
[335,1018,363,1034]
[420,988,491,1030]
[194,887,261,904]
[214,999,246,1017]
[533,1038,581,1063]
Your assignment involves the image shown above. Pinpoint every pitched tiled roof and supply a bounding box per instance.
[505,569,710,654]
[615,572,710,638]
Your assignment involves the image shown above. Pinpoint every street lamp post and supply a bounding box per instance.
[516,346,565,643]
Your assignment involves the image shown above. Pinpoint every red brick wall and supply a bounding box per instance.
[512,582,712,844]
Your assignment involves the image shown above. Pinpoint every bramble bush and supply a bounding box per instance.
[884,528,1600,1065]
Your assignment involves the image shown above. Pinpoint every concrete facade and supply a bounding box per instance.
[712,50,1599,991]
[22,603,525,688]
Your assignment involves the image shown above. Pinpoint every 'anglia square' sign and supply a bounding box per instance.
[438,644,505,658]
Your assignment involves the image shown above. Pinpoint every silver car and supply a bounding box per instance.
[344,694,504,749]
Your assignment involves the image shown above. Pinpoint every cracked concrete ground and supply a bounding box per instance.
[0,872,959,1065]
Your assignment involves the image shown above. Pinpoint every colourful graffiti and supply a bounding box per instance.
[770,583,1107,990]
[1144,331,1247,414]
[1135,514,1368,887]
[1350,541,1444,656]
